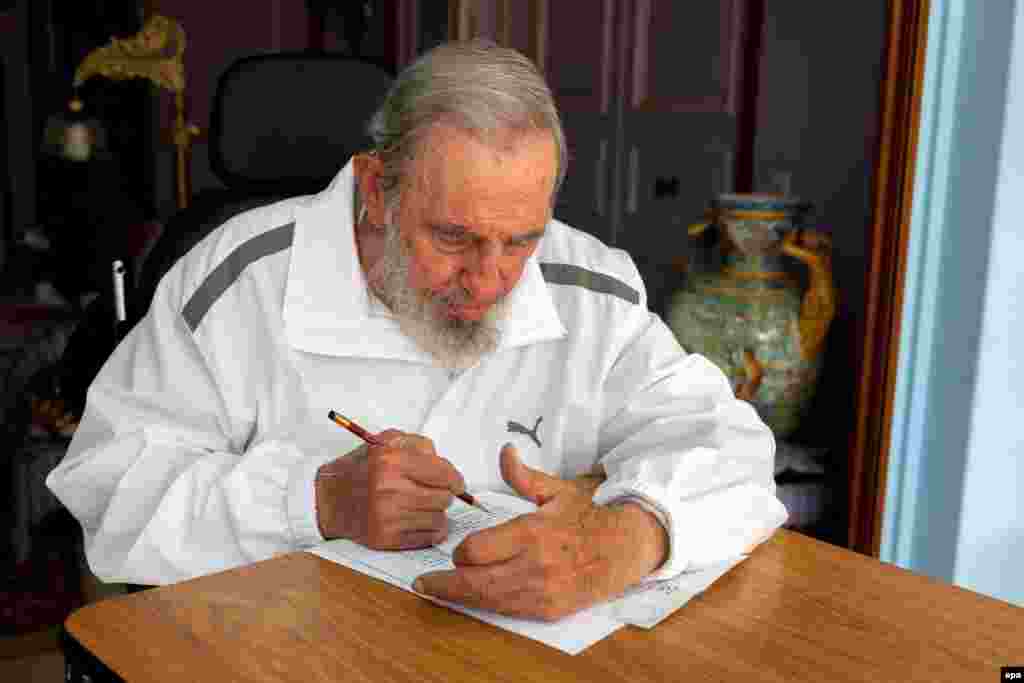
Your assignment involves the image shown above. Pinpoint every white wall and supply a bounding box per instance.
[883,0,1023,607]
[952,0,1024,605]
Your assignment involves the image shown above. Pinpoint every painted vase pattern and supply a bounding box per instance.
[666,194,837,438]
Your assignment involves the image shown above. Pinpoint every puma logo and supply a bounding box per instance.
[507,416,543,448]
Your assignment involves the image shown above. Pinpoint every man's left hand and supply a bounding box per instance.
[412,444,668,621]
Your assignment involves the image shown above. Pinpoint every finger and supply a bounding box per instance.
[367,510,448,550]
[413,561,569,620]
[456,520,614,598]
[373,433,467,495]
[499,443,561,505]
[395,511,448,548]
[395,527,448,549]
[372,428,405,444]
[374,431,439,459]
[399,485,454,512]
[394,509,449,532]
[413,559,522,606]
[371,528,446,551]
[401,451,467,494]
[451,514,534,566]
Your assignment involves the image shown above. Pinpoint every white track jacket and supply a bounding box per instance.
[47,160,787,586]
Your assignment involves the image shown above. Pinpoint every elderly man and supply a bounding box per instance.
[47,40,786,621]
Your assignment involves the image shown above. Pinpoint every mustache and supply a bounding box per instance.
[375,213,505,316]
[434,286,473,306]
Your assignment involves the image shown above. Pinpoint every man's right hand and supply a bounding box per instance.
[314,430,466,549]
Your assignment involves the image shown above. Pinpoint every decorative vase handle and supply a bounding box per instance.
[735,349,764,402]
[781,229,838,361]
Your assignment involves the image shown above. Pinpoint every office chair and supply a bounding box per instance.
[61,52,394,419]
[49,55,394,681]
[139,52,395,325]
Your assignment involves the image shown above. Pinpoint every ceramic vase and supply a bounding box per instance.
[666,194,837,438]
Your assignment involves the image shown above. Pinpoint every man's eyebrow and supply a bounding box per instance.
[508,228,547,243]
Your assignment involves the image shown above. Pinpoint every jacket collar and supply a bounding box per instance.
[283,160,566,362]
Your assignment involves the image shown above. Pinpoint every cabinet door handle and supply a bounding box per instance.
[626,146,639,214]
[595,139,607,217]
[593,137,606,215]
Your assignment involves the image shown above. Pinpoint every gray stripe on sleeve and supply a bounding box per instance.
[183,222,295,332]
[539,262,640,305]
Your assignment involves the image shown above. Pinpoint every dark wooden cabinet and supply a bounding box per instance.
[1,3,36,276]
[405,0,756,319]
[614,0,754,315]
[386,1,917,553]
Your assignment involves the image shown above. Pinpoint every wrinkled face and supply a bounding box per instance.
[397,124,557,320]
[358,125,558,368]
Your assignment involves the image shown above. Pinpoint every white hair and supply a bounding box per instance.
[366,38,567,209]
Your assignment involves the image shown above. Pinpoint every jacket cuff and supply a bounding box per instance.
[287,451,338,547]
[592,481,687,582]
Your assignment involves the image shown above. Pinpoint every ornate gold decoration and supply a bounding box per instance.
[688,219,713,237]
[71,15,199,209]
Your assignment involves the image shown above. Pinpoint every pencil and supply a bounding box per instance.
[328,410,488,512]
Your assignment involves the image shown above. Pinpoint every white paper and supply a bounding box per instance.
[309,490,748,650]
[603,555,747,629]
[309,491,624,655]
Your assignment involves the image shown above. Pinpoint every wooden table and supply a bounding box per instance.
[64,530,1022,682]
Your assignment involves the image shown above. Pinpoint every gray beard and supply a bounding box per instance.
[366,215,505,371]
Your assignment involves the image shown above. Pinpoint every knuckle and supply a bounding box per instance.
[581,571,600,598]
[366,467,393,492]
[365,526,390,549]
[374,452,405,472]
[457,537,483,564]
[422,492,449,513]
[536,598,565,622]
[534,543,562,571]
[418,436,437,456]
[538,563,560,583]
[524,567,555,596]
[466,575,489,604]
[520,515,544,540]
[377,428,405,442]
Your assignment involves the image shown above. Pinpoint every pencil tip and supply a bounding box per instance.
[327,410,336,419]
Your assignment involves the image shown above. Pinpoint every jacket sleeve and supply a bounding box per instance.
[591,256,788,580]
[45,263,332,586]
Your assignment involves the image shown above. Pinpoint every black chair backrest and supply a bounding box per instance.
[135,53,395,320]
[61,53,394,418]
[209,52,393,197]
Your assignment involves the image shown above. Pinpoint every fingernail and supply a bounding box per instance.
[412,578,425,593]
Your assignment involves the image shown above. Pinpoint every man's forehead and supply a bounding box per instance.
[407,126,556,232]
[414,125,557,189]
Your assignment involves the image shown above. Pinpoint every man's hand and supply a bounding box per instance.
[412,444,669,621]
[315,430,466,549]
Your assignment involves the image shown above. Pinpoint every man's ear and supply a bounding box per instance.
[353,152,387,227]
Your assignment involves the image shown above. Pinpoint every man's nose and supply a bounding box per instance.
[461,243,504,304]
